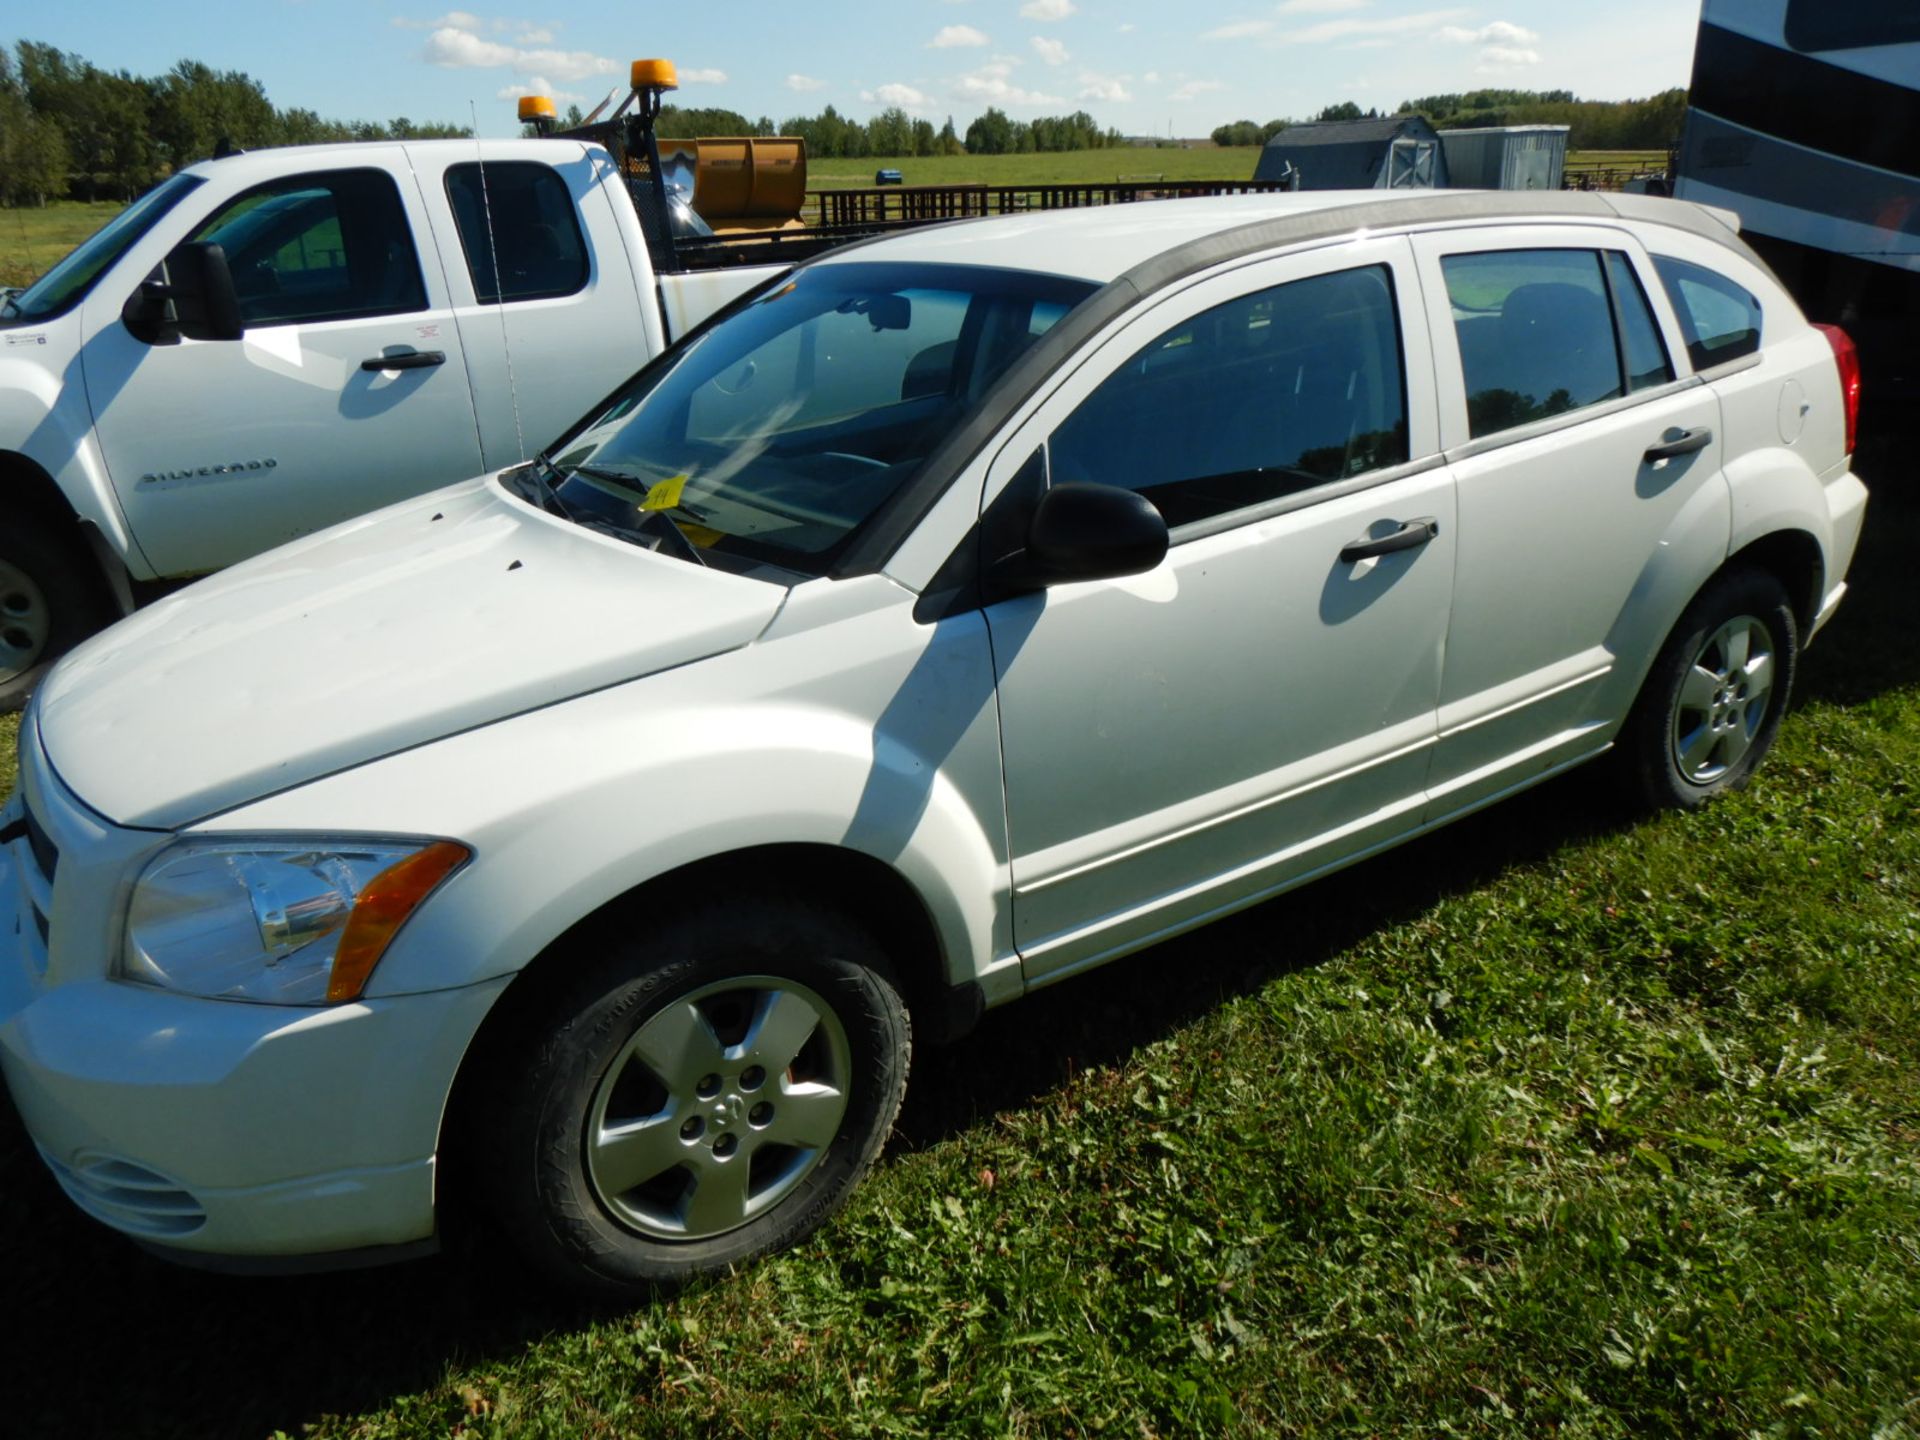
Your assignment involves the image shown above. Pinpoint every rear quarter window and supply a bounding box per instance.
[1652,255,1763,372]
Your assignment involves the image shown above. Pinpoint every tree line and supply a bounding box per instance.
[0,40,469,206]
[654,102,1121,158]
[1210,89,1687,152]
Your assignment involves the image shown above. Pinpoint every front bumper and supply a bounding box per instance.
[1,756,508,1261]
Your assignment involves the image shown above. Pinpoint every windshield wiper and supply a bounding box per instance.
[540,457,709,568]
[0,289,23,319]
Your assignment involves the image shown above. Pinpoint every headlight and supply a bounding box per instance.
[120,838,470,1005]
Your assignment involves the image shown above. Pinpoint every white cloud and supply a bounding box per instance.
[1277,0,1371,11]
[514,26,553,44]
[1020,0,1078,20]
[1170,79,1226,101]
[1118,22,1136,33]
[786,73,826,92]
[1477,44,1542,71]
[1202,20,1273,40]
[497,75,585,103]
[1273,7,1469,44]
[863,82,931,108]
[1078,70,1132,102]
[951,60,1065,107]
[1032,36,1069,66]
[680,68,727,84]
[1436,20,1539,44]
[1435,20,1542,72]
[930,24,990,48]
[1143,70,1162,85]
[421,25,620,82]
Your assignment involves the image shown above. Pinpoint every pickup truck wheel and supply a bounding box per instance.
[1621,567,1798,810]
[483,898,911,1294]
[0,515,109,712]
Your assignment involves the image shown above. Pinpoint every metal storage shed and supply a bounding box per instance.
[1438,125,1570,191]
[1252,115,1450,190]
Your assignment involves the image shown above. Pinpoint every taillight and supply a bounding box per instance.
[1813,322,1860,456]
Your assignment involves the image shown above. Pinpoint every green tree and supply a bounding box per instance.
[964,106,1015,155]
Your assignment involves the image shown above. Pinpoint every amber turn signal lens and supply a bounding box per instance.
[326,841,470,1002]
[631,58,679,92]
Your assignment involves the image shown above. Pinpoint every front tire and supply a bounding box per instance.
[482,898,911,1294]
[0,511,112,712]
[1621,567,1798,810]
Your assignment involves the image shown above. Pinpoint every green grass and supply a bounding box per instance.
[3,454,1917,1438]
[0,200,126,289]
[807,146,1269,189]
[0,148,1663,289]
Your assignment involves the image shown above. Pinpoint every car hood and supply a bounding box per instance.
[36,477,787,829]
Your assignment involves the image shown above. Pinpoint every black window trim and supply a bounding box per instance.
[443,160,592,306]
[192,166,430,330]
[1598,248,1676,395]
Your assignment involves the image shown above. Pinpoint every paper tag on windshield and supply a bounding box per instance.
[640,474,688,512]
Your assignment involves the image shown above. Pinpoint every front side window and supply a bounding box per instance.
[541,262,1095,575]
[445,162,590,304]
[4,173,204,327]
[1652,255,1763,372]
[1048,264,1409,530]
[189,169,426,326]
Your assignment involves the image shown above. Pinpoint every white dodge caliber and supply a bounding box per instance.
[0,190,1869,1292]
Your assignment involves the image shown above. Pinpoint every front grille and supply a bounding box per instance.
[36,1147,208,1239]
[24,800,56,883]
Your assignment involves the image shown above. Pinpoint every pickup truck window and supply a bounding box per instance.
[543,261,1095,576]
[189,169,427,327]
[1050,264,1409,529]
[445,162,590,304]
[2,173,203,327]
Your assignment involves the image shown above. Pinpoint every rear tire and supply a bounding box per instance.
[0,511,112,713]
[1619,567,1798,810]
[479,897,911,1295]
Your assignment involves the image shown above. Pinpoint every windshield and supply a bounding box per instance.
[2,173,206,327]
[539,261,1096,575]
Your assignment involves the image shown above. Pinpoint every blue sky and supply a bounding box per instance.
[9,1,1702,138]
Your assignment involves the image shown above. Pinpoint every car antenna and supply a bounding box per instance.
[472,99,527,463]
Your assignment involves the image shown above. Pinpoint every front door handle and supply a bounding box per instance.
[360,349,446,372]
[1340,516,1439,564]
[1643,425,1712,463]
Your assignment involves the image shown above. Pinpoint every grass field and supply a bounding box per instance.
[1,426,1915,1437]
[0,149,1663,288]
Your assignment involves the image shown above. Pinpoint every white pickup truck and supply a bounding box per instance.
[0,125,796,707]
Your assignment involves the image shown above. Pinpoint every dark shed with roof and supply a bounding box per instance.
[1252,115,1450,190]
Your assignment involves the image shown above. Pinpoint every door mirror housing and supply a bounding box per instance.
[997,482,1170,591]
[123,241,244,345]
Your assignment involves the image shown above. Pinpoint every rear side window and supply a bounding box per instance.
[1652,255,1763,372]
[1049,264,1409,529]
[190,169,425,326]
[445,162,590,304]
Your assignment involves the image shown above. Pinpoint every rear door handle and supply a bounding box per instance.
[1643,426,1712,463]
[360,350,446,372]
[1340,516,1439,564]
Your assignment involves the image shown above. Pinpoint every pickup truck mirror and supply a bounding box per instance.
[122,241,244,346]
[995,482,1169,591]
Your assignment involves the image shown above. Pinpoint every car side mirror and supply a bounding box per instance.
[122,241,244,346]
[995,482,1169,591]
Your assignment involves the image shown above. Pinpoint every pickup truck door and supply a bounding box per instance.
[415,144,661,468]
[82,151,484,578]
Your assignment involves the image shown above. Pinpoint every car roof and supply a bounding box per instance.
[814,188,1753,287]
